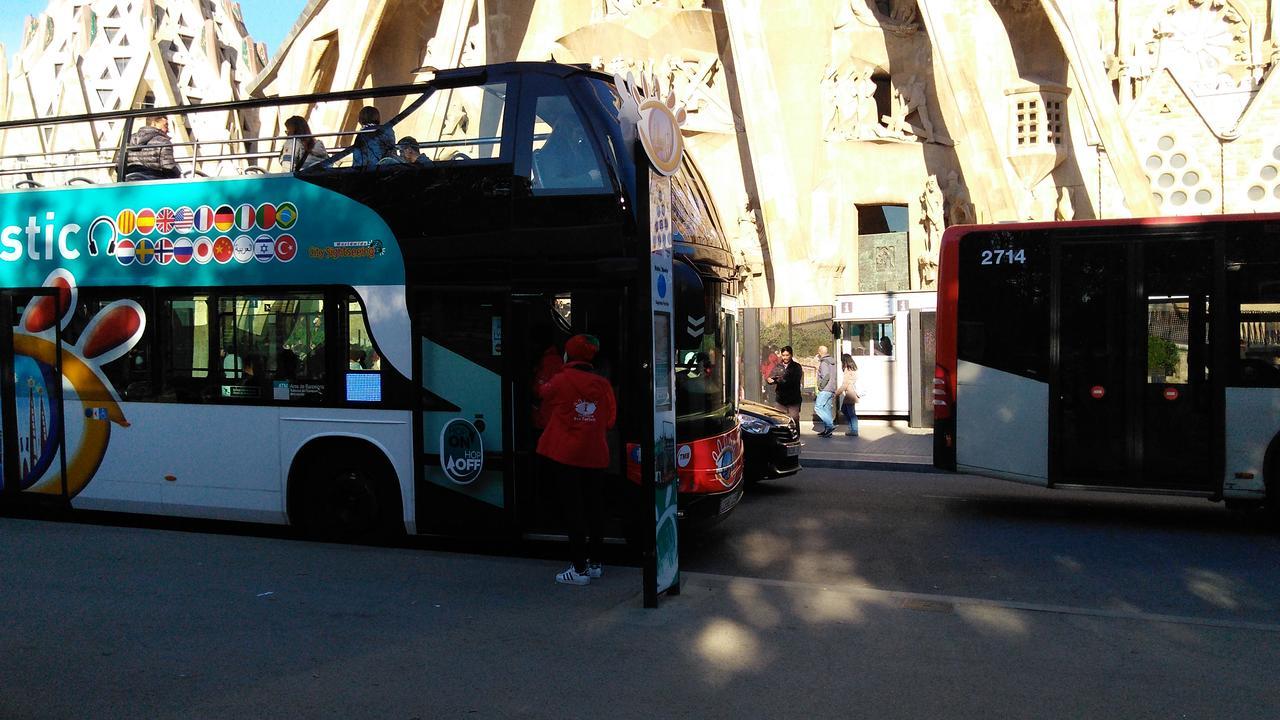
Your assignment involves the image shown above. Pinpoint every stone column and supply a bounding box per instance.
[721,0,837,306]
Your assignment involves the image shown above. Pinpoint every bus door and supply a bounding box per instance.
[1054,238,1214,490]
[414,289,511,537]
[507,288,633,541]
[1137,238,1214,490]
[0,289,67,503]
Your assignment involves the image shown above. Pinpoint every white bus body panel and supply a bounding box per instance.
[1222,387,1276,498]
[956,360,1049,485]
[72,404,415,530]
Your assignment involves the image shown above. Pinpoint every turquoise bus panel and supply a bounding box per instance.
[0,176,403,288]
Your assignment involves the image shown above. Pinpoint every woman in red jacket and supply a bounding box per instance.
[537,333,617,586]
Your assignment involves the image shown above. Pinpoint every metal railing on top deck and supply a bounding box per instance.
[0,65,491,189]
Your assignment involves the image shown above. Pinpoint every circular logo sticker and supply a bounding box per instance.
[256,203,277,230]
[173,238,193,265]
[676,444,692,468]
[276,202,298,230]
[135,239,155,265]
[440,418,484,485]
[114,238,136,266]
[116,209,136,235]
[254,235,275,263]
[174,206,195,234]
[192,237,214,264]
[214,205,235,233]
[232,235,254,264]
[155,208,176,234]
[136,208,156,235]
[212,236,234,264]
[155,238,174,265]
[275,234,297,262]
[235,203,256,232]
[193,206,214,233]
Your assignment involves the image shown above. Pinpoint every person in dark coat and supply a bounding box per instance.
[536,334,617,586]
[125,115,181,180]
[766,344,804,423]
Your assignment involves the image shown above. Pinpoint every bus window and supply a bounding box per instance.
[529,94,608,193]
[403,82,508,163]
[1227,237,1280,386]
[162,295,212,403]
[68,291,153,401]
[219,294,326,402]
[956,231,1050,379]
[346,295,382,402]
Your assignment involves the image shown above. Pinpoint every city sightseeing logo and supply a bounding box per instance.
[88,201,300,267]
[614,71,687,177]
[11,268,142,498]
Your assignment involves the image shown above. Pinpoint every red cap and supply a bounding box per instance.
[565,333,600,362]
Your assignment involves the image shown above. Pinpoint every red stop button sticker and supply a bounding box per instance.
[1090,385,1106,399]
[1163,386,1180,401]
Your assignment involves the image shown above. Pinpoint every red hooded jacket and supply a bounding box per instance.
[535,361,616,469]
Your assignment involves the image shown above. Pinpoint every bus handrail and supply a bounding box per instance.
[0,65,487,132]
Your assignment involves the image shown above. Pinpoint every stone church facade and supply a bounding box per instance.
[3,0,1279,307]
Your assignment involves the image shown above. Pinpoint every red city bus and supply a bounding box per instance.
[934,213,1280,512]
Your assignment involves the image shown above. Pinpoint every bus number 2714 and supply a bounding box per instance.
[979,248,1026,265]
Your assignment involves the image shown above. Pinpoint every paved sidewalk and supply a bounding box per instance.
[796,417,936,472]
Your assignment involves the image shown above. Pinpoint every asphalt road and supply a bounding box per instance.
[684,468,1280,625]
[2,469,1279,719]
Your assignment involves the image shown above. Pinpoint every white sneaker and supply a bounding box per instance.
[556,566,590,586]
[586,563,603,579]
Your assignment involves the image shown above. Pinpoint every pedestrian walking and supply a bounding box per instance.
[536,334,617,586]
[814,345,838,437]
[766,344,804,423]
[836,353,861,436]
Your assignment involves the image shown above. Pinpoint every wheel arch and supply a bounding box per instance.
[286,433,405,533]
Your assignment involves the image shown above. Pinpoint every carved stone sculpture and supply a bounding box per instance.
[944,171,977,227]
[823,63,880,141]
[1055,186,1075,221]
[920,174,944,253]
[917,251,938,288]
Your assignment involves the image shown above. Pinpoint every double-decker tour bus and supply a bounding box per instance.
[934,214,1280,512]
[0,62,742,542]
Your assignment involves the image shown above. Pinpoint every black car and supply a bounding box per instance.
[739,399,802,482]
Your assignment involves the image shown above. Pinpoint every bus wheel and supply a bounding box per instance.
[301,460,395,543]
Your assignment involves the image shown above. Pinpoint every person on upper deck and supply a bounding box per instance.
[351,106,396,169]
[281,115,330,171]
[395,137,433,166]
[124,115,181,180]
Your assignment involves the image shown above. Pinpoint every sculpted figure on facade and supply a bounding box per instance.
[835,0,919,37]
[944,171,977,227]
[917,251,938,289]
[661,54,733,133]
[1055,186,1076,222]
[920,174,944,253]
[823,62,879,141]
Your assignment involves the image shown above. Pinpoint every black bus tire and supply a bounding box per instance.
[296,445,402,543]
